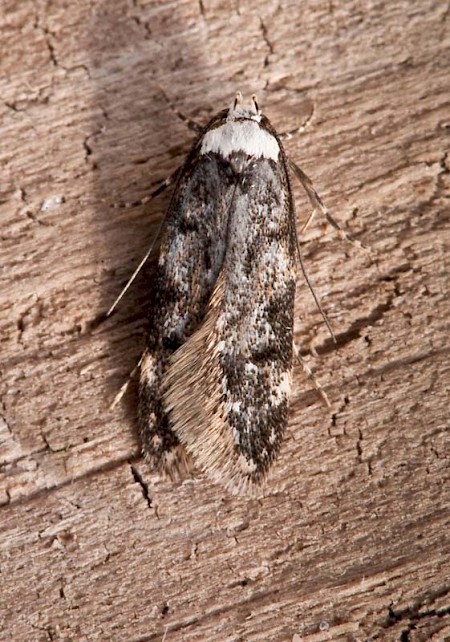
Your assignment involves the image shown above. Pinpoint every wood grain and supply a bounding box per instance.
[1,0,449,640]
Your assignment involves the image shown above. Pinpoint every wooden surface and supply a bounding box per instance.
[1,1,449,640]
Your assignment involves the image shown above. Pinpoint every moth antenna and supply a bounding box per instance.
[289,159,369,252]
[106,214,166,317]
[233,90,243,110]
[251,94,259,113]
[294,224,337,343]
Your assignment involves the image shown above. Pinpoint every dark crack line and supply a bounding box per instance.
[39,426,55,453]
[259,16,274,67]
[130,464,153,510]
[33,11,93,75]
[305,260,416,356]
[18,188,52,227]
[367,344,449,378]
[128,581,300,642]
[34,13,58,67]
[315,295,395,355]
[46,37,58,67]
[1,453,141,508]
[83,115,108,166]
[383,587,450,641]
[5,101,22,113]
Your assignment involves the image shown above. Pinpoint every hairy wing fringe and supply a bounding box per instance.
[139,350,194,480]
[162,276,263,496]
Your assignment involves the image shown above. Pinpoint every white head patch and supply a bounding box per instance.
[200,92,280,162]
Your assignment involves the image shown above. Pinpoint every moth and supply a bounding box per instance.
[115,92,351,495]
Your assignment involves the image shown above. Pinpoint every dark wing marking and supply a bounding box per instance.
[162,155,297,494]
[139,150,236,478]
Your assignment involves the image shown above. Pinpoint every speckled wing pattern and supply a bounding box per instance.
[139,96,297,493]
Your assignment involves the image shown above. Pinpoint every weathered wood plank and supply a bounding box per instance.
[1,0,449,640]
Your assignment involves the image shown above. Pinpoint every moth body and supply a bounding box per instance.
[138,93,297,494]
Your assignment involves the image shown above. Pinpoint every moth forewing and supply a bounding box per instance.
[139,93,297,494]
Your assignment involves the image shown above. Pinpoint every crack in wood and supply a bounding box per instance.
[130,463,153,510]
[383,586,450,641]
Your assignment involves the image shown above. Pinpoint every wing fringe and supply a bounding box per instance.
[162,276,265,496]
[139,350,195,480]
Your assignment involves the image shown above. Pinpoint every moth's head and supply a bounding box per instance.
[201,91,279,161]
[227,91,262,123]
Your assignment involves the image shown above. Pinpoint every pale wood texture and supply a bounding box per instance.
[1,1,449,640]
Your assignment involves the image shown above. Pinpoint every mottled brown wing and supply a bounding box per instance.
[138,149,237,478]
[162,155,297,494]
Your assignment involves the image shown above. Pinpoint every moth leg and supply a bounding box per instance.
[174,110,204,134]
[110,356,143,410]
[278,111,314,140]
[158,86,204,134]
[278,122,311,141]
[148,166,182,199]
[113,165,181,209]
[294,345,331,408]
[106,216,166,318]
[289,159,369,252]
[300,209,316,234]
